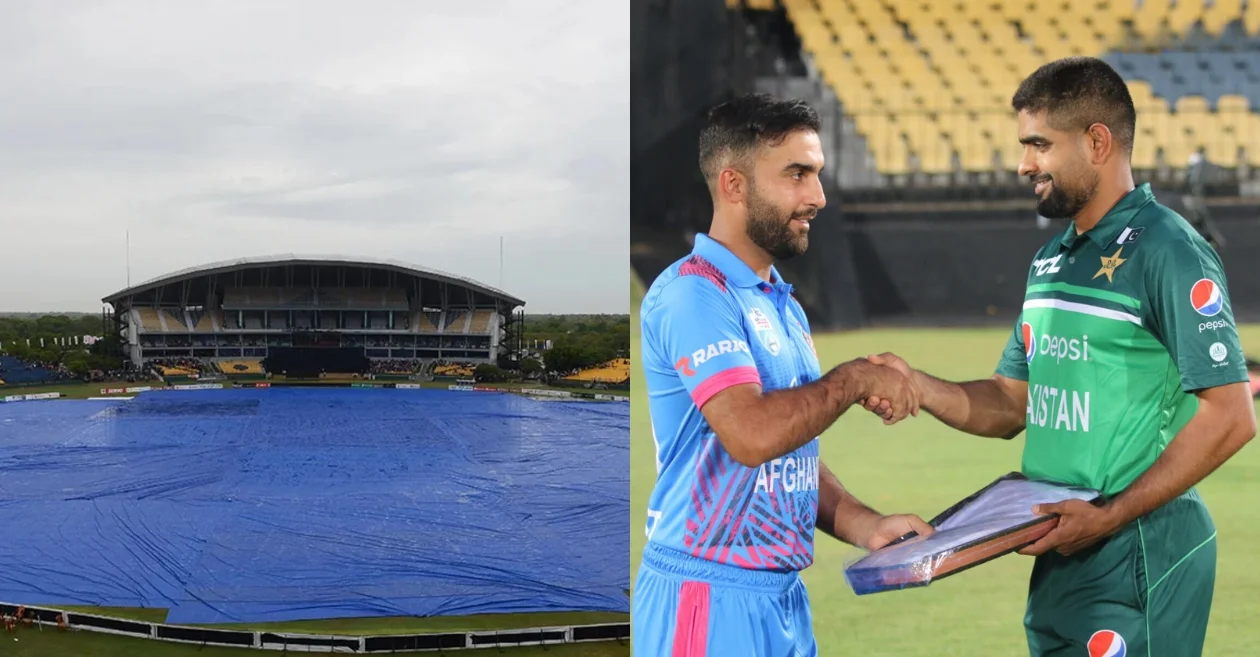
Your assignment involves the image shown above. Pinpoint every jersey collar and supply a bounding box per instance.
[692,233,785,293]
[1057,183,1155,250]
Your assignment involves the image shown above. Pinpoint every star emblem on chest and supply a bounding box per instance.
[1092,247,1126,283]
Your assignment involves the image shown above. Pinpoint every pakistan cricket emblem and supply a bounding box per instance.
[1093,247,1126,283]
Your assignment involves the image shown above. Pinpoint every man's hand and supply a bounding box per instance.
[860,513,936,551]
[850,357,919,423]
[861,353,915,424]
[1018,499,1125,557]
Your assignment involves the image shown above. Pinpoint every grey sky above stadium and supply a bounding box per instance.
[0,1,627,314]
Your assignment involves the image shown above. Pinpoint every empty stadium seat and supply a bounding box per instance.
[217,359,265,375]
[468,310,494,334]
[780,0,1260,178]
[564,358,631,385]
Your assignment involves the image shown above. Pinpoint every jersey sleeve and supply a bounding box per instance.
[994,313,1030,381]
[642,275,761,408]
[1145,237,1249,392]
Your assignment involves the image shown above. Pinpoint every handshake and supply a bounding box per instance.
[851,352,921,425]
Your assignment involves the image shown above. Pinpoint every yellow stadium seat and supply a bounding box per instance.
[1126,80,1154,103]
[1205,131,1240,168]
[1175,95,1210,115]
[960,139,996,172]
[1202,0,1241,35]
[1131,2,1168,38]
[1247,1,1260,36]
[1097,0,1136,20]
[1217,95,1250,113]
[1166,0,1205,33]
[1131,132,1159,169]
[875,139,913,176]
[788,0,1258,176]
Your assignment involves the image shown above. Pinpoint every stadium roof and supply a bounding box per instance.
[101,254,525,307]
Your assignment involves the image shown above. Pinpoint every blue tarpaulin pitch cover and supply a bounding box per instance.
[0,388,629,624]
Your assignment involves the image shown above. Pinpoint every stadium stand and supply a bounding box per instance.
[134,308,165,332]
[216,359,265,376]
[468,309,494,334]
[778,0,1260,180]
[0,356,70,385]
[149,358,205,378]
[103,256,523,374]
[190,309,216,332]
[411,310,440,333]
[159,309,188,332]
[434,362,476,377]
[443,310,468,333]
[564,358,632,385]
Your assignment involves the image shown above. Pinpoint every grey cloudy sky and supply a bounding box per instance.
[0,1,627,314]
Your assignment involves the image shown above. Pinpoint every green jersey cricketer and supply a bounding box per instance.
[994,183,1247,656]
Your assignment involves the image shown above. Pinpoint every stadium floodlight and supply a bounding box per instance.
[843,473,1102,595]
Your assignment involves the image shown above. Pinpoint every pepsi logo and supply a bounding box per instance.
[1022,322,1035,363]
[1191,279,1224,317]
[1087,629,1126,657]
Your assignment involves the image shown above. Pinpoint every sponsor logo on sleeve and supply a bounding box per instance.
[1191,279,1225,317]
[675,339,752,377]
[1087,630,1126,657]
[1199,319,1230,333]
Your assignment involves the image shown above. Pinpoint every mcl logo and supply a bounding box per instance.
[1032,254,1063,276]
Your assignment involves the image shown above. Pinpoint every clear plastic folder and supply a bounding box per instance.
[844,473,1102,595]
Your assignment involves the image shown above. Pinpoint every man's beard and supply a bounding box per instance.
[1036,170,1099,220]
[746,185,811,261]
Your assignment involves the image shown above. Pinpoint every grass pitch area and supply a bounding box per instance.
[629,279,1260,654]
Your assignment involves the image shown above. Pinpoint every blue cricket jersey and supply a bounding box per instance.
[640,233,824,571]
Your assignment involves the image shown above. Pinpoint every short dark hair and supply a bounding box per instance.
[698,93,821,188]
[1011,57,1136,155]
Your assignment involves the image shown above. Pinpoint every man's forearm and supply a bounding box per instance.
[912,370,1025,439]
[1105,405,1254,526]
[734,360,874,464]
[816,462,881,547]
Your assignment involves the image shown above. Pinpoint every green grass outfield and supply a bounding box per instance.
[629,280,1260,654]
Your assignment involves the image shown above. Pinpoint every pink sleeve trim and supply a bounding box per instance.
[691,366,761,408]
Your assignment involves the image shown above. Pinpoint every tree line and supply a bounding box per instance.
[0,312,632,380]
[522,314,629,373]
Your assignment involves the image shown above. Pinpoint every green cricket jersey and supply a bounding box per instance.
[995,184,1248,496]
